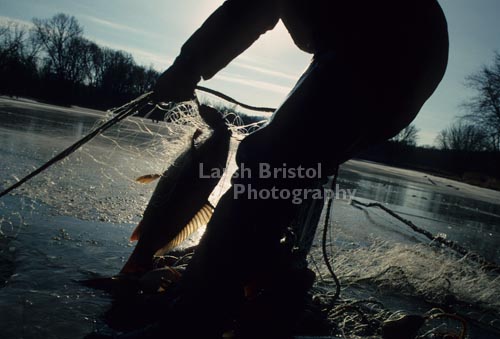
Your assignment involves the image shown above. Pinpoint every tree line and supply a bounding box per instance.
[0,13,160,108]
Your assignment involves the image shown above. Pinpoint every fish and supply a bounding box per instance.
[135,174,161,184]
[120,104,231,275]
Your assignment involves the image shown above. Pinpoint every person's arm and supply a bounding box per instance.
[179,0,280,80]
[153,0,280,102]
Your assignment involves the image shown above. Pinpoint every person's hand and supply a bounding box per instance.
[151,62,200,104]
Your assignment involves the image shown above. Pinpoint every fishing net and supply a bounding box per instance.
[0,94,264,228]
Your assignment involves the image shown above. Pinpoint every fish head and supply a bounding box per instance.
[199,105,226,130]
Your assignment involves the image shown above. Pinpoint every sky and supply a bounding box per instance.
[0,0,499,145]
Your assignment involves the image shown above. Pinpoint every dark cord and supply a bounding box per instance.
[196,86,275,113]
[322,166,341,302]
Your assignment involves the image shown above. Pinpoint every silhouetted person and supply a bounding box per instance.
[150,0,449,337]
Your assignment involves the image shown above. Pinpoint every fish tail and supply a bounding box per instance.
[130,220,144,241]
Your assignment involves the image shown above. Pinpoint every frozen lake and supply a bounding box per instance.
[0,97,499,338]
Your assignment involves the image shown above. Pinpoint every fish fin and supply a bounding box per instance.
[154,203,214,256]
[135,174,161,184]
[130,220,144,241]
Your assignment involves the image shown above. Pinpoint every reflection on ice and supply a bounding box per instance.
[338,161,500,261]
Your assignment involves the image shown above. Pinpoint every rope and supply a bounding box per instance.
[322,167,341,302]
[196,86,276,113]
[350,199,500,272]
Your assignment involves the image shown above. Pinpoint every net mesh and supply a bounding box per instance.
[0,98,257,228]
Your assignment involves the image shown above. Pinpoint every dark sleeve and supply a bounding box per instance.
[174,0,280,80]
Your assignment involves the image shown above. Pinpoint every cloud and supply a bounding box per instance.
[80,15,150,36]
[232,60,298,81]
[214,73,291,95]
[418,130,439,147]
[87,36,173,68]
[0,16,33,28]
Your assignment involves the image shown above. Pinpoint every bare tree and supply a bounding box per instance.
[0,21,41,97]
[100,49,136,95]
[436,122,489,152]
[390,123,419,146]
[462,52,500,151]
[32,13,84,82]
[84,41,105,88]
[0,22,27,68]
[0,25,8,38]
[135,66,160,93]
[64,36,94,85]
[2,22,41,61]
